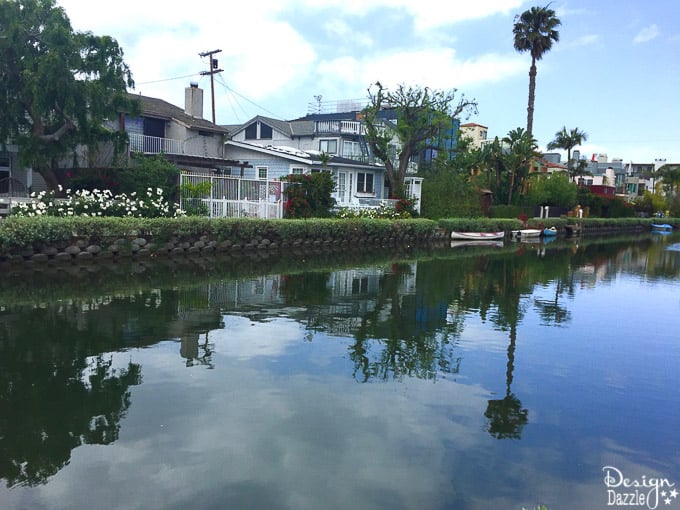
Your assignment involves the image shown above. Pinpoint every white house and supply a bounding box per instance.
[224,140,392,209]
[225,111,423,211]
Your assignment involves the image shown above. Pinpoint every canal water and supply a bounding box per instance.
[1,234,679,510]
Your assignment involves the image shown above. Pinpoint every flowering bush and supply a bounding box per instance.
[281,173,335,218]
[11,187,184,218]
[394,197,418,217]
[335,203,411,219]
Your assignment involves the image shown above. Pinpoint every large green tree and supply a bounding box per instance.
[0,0,138,192]
[547,126,588,177]
[655,164,680,195]
[527,171,578,208]
[362,82,477,199]
[513,5,561,136]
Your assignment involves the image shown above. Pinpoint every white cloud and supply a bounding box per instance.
[295,0,524,31]
[569,34,600,48]
[323,19,373,47]
[633,24,660,44]
[317,49,526,96]
[57,0,317,102]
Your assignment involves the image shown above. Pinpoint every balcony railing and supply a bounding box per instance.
[129,133,184,155]
[314,120,365,135]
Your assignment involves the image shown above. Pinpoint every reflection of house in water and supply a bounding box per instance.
[173,264,419,339]
[572,261,611,288]
[176,275,286,315]
[321,264,418,337]
[571,243,680,289]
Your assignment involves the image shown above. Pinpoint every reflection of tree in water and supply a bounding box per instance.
[485,324,528,439]
[533,279,571,326]
[349,329,461,383]
[0,344,141,487]
[0,289,221,488]
[346,263,463,383]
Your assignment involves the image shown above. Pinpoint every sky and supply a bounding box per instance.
[56,0,680,164]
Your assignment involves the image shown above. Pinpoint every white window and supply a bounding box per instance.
[319,139,337,154]
[291,167,304,175]
[356,172,374,194]
[343,140,361,159]
[257,167,268,180]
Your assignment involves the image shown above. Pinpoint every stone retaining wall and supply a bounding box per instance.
[0,229,450,267]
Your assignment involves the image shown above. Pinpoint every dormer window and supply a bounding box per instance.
[245,123,257,139]
[245,121,273,140]
[260,123,272,139]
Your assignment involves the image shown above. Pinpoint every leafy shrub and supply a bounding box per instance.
[66,154,179,200]
[179,181,212,216]
[489,204,533,218]
[282,172,336,218]
[577,189,635,218]
[420,170,480,219]
[0,216,440,253]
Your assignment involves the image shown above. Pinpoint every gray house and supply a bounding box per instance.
[118,84,249,174]
[225,109,422,211]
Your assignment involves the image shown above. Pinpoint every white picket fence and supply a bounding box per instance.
[180,173,285,219]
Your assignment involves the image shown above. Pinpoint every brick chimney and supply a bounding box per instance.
[185,83,203,118]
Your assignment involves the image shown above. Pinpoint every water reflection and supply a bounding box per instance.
[485,325,528,439]
[0,234,679,498]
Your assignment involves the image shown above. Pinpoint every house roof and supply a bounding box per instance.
[460,123,488,129]
[533,159,568,171]
[225,116,315,139]
[127,93,228,134]
[226,140,381,169]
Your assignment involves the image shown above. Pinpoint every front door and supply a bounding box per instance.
[336,171,347,205]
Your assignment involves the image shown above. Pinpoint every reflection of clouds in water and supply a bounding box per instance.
[455,318,510,354]
[5,321,675,510]
[5,344,496,510]
[213,315,305,359]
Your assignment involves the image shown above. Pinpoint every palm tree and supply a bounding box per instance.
[513,5,561,136]
[547,126,588,176]
[502,128,540,205]
[477,137,505,193]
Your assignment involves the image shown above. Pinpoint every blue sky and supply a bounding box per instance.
[58,0,680,164]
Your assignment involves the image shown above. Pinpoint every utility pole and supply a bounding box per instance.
[199,49,223,124]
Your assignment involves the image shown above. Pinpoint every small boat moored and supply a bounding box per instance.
[511,229,541,239]
[542,227,558,237]
[651,223,673,231]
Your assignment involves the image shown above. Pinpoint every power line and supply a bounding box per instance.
[136,73,200,85]
[214,74,284,119]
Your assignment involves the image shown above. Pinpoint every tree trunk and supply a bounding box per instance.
[526,58,537,136]
[495,162,502,195]
[507,170,515,205]
[567,148,572,178]
[37,167,61,194]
